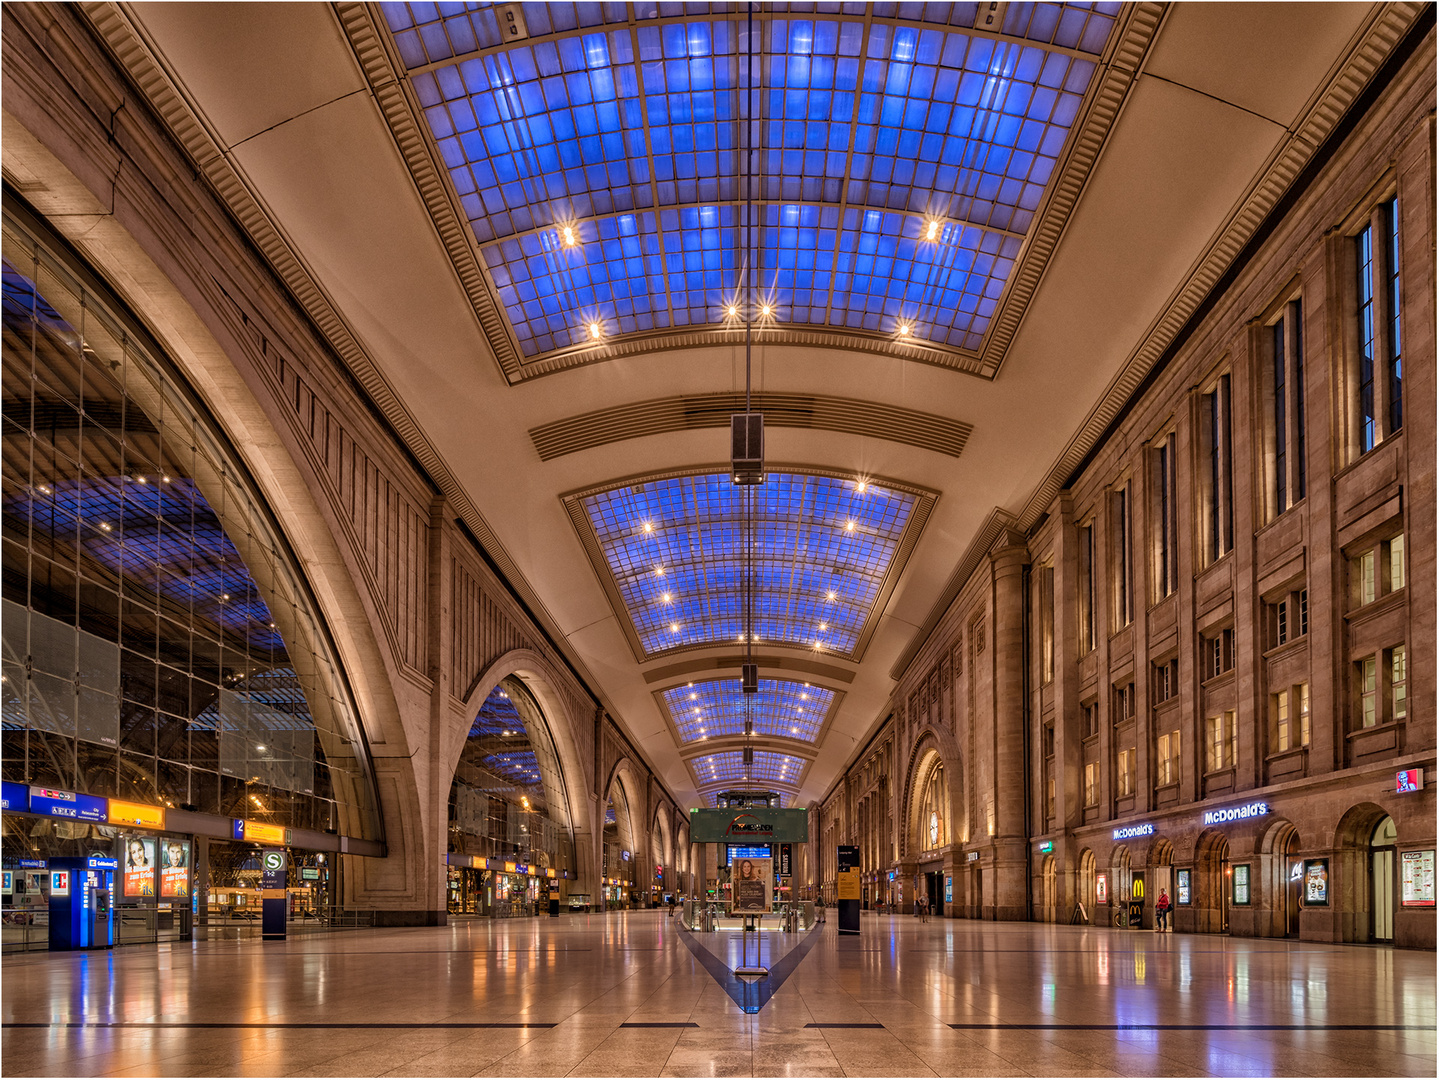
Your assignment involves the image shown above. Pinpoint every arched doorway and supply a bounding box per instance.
[1195,829,1231,933]
[1264,822,1304,938]
[1150,839,1175,930]
[601,777,636,910]
[1371,816,1397,943]
[1041,854,1057,923]
[1078,848,1096,923]
[917,760,948,916]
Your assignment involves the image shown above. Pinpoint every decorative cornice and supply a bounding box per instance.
[530,391,972,462]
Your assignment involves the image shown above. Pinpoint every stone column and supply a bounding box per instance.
[991,541,1031,921]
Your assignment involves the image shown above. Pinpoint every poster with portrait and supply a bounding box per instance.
[731,855,772,913]
[124,836,156,897]
[1303,859,1329,906]
[160,838,190,899]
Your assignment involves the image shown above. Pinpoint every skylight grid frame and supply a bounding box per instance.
[565,466,935,661]
[660,676,836,745]
[687,749,810,790]
[374,1,1125,370]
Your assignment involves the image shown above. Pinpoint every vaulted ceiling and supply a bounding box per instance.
[100,1,1401,808]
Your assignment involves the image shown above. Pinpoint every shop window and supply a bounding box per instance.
[1078,522,1096,653]
[1083,762,1098,807]
[1112,484,1132,628]
[1266,299,1306,518]
[1272,683,1310,753]
[1350,534,1404,608]
[1203,628,1235,681]
[1153,657,1179,703]
[1156,730,1180,787]
[1151,431,1179,601]
[1116,747,1136,797]
[1205,711,1236,772]
[1200,374,1234,565]
[1354,196,1403,456]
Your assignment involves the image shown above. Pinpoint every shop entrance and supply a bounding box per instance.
[1371,817,1396,943]
[1282,830,1303,938]
[1195,831,1230,934]
[924,869,943,915]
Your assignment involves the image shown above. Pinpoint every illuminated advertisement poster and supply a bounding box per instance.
[945,875,952,903]
[124,836,156,897]
[160,838,190,898]
[50,870,70,896]
[1095,872,1108,905]
[1401,850,1436,908]
[1176,869,1191,905]
[1304,859,1329,906]
[731,854,772,913]
[1232,864,1251,905]
[2,871,11,894]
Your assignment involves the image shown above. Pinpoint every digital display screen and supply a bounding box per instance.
[30,787,107,822]
[725,845,771,866]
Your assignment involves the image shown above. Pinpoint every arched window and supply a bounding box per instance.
[919,762,947,851]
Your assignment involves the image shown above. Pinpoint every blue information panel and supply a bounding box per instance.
[725,845,772,866]
[29,787,107,822]
[1,780,28,811]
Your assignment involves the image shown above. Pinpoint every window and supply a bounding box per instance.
[1351,533,1405,608]
[1206,711,1236,772]
[1265,585,1308,650]
[1112,485,1132,627]
[1078,522,1096,653]
[1084,762,1098,807]
[1359,657,1377,728]
[1272,683,1310,753]
[1390,646,1407,722]
[1267,300,1306,517]
[1152,432,1179,600]
[1355,196,1403,455]
[1157,730,1180,786]
[1081,702,1099,740]
[1045,776,1055,823]
[1037,564,1055,685]
[1203,628,1235,680]
[1154,658,1179,703]
[1116,748,1136,797]
[1202,375,1234,564]
[1113,682,1135,725]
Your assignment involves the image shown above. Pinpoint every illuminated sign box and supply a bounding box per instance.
[50,870,71,896]
[30,787,107,822]
[1113,823,1154,841]
[1397,768,1424,793]
[109,799,165,830]
[1202,801,1269,826]
[1038,841,1053,853]
[1,780,28,811]
[234,820,288,846]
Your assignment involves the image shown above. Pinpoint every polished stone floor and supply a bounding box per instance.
[2,911,1434,1077]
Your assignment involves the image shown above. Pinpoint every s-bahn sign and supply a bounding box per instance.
[689,808,809,843]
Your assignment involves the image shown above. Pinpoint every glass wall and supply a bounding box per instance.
[1,212,382,860]
[448,679,574,887]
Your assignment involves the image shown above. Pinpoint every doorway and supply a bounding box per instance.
[1283,830,1302,937]
[1371,816,1396,942]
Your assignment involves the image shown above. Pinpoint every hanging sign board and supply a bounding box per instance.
[689,808,808,843]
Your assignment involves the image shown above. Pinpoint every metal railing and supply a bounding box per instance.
[2,908,49,953]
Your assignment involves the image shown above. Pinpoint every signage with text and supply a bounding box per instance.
[690,807,809,843]
[234,820,289,846]
[1232,864,1251,905]
[30,787,106,822]
[160,838,190,899]
[1038,840,1053,853]
[1401,850,1435,907]
[1202,801,1269,825]
[123,836,156,897]
[1,780,28,811]
[1112,823,1155,841]
[109,799,165,830]
[1304,859,1329,905]
[1176,868,1191,905]
[837,870,860,900]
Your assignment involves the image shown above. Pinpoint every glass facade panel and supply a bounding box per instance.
[662,676,833,744]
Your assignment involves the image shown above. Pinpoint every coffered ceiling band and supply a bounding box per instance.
[340,2,1161,384]
[531,391,972,462]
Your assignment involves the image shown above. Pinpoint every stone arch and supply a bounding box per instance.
[454,651,595,850]
[899,726,965,859]
[653,806,674,869]
[1333,801,1398,943]
[601,756,646,865]
[1077,847,1097,918]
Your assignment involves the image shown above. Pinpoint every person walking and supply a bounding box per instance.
[816,895,826,924]
[1155,889,1172,933]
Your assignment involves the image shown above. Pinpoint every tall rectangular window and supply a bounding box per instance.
[1038,564,1055,685]
[1157,730,1180,786]
[1078,522,1095,653]
[1204,628,1234,680]
[1154,658,1179,703]
[1117,748,1136,797]
[1298,682,1311,747]
[1388,535,1405,591]
[1390,645,1407,722]
[1206,712,1236,771]
[1084,762,1098,807]
[1113,485,1132,628]
[1273,689,1292,752]
[1153,432,1178,599]
[1203,375,1233,563]
[1352,533,1404,608]
[1360,657,1377,728]
[1355,196,1402,456]
[1269,300,1306,517]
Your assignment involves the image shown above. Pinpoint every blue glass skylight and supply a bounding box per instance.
[662,677,834,744]
[381,2,1119,357]
[689,749,807,789]
[580,472,916,657]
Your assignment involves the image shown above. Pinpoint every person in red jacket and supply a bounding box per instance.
[1155,889,1172,932]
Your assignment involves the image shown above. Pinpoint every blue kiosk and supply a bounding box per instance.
[47,855,118,951]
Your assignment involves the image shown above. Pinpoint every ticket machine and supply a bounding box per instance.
[47,856,118,951]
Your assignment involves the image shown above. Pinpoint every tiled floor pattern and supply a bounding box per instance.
[2,912,1434,1077]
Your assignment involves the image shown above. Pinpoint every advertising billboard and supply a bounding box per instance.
[160,838,190,899]
[731,853,772,913]
[1401,850,1435,907]
[123,836,156,897]
[1304,859,1329,906]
